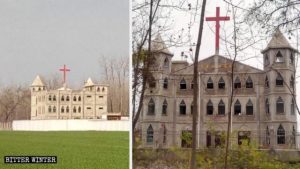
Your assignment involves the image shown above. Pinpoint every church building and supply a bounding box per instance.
[140,29,298,150]
[30,75,108,120]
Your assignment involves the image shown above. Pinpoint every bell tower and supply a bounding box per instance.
[30,75,46,119]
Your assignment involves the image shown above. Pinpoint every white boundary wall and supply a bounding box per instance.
[12,119,129,131]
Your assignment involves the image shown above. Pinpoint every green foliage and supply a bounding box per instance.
[0,131,129,169]
[181,131,192,147]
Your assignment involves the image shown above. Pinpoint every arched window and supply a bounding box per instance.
[218,100,225,115]
[180,78,187,89]
[265,98,270,114]
[48,95,52,101]
[207,100,213,115]
[78,106,81,113]
[234,100,241,115]
[66,96,70,101]
[53,106,56,113]
[148,75,156,88]
[276,73,284,86]
[276,97,284,114]
[264,53,269,65]
[163,78,168,89]
[102,87,105,92]
[290,76,294,88]
[73,106,76,113]
[265,76,269,88]
[277,124,285,144]
[61,96,64,101]
[148,98,155,115]
[191,101,194,114]
[163,125,167,144]
[147,125,154,143]
[291,98,295,115]
[246,99,253,115]
[246,76,253,88]
[207,77,213,89]
[78,96,81,101]
[73,96,77,101]
[66,106,69,113]
[97,87,100,92]
[61,106,64,113]
[163,58,169,68]
[266,126,270,145]
[218,77,225,89]
[276,51,284,62]
[48,106,51,113]
[38,87,41,91]
[162,99,168,115]
[191,80,194,89]
[179,100,186,115]
[234,77,241,88]
[53,95,56,101]
[292,126,296,144]
[290,52,294,64]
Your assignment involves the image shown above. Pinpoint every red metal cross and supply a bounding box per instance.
[59,64,70,83]
[206,7,230,54]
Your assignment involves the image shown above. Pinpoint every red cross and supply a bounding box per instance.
[206,7,230,54]
[59,64,70,83]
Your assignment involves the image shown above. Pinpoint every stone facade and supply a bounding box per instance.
[140,30,298,150]
[30,76,108,120]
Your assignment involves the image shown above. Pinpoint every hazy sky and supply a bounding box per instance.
[0,0,129,87]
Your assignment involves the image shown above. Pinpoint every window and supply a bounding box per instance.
[246,76,253,88]
[276,51,284,62]
[207,100,213,115]
[53,106,56,113]
[207,77,213,89]
[276,73,284,86]
[218,77,225,89]
[218,100,225,115]
[97,87,100,92]
[73,96,77,101]
[78,96,81,101]
[265,76,269,88]
[73,106,76,113]
[291,98,295,115]
[179,100,186,115]
[290,52,294,64]
[61,96,64,101]
[277,124,285,144]
[53,95,56,101]
[264,53,269,65]
[163,78,168,89]
[163,58,169,68]
[163,125,167,144]
[276,97,284,114]
[148,98,155,115]
[61,106,64,113]
[65,106,69,113]
[206,131,211,147]
[102,87,105,92]
[290,76,294,88]
[180,79,187,89]
[87,95,91,98]
[191,80,194,89]
[147,125,154,143]
[265,99,270,114]
[48,95,52,101]
[87,107,91,110]
[48,106,51,113]
[238,131,250,145]
[234,100,241,115]
[181,130,192,148]
[78,106,81,113]
[162,99,167,115]
[215,131,225,147]
[191,101,194,114]
[66,96,70,101]
[292,126,296,144]
[246,99,253,115]
[266,126,270,145]
[234,77,241,88]
[148,76,156,88]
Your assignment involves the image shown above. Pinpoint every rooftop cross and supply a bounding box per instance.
[206,7,230,55]
[59,64,70,83]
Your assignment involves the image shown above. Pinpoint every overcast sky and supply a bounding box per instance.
[0,0,129,88]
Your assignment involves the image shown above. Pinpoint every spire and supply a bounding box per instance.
[262,29,297,52]
[84,77,94,87]
[31,75,45,86]
[151,33,173,55]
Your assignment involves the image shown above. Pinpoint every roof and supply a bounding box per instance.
[262,29,297,53]
[57,83,72,91]
[151,34,173,56]
[31,75,45,86]
[84,77,94,87]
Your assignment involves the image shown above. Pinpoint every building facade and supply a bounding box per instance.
[140,30,298,150]
[31,76,108,120]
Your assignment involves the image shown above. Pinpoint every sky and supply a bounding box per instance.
[0,0,129,88]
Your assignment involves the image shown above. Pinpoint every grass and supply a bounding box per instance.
[0,131,129,169]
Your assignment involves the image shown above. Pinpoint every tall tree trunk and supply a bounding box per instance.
[190,1,207,168]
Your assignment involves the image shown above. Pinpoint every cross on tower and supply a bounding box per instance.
[206,7,230,54]
[59,64,70,83]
